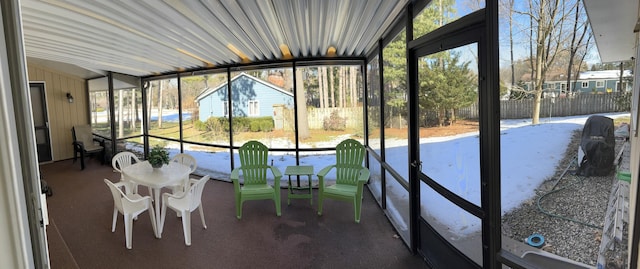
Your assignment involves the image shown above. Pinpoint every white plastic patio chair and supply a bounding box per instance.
[168,153,197,194]
[104,179,157,249]
[112,151,142,195]
[159,175,210,246]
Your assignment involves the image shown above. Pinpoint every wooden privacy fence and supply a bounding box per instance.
[457,92,629,120]
[280,107,363,130]
[274,92,627,131]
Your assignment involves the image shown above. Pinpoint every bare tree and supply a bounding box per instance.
[572,33,593,91]
[520,0,571,124]
[565,0,590,93]
[322,67,329,108]
[145,82,153,128]
[528,0,534,95]
[295,69,310,139]
[337,66,344,107]
[329,67,335,107]
[342,67,348,107]
[157,80,164,128]
[130,89,136,131]
[318,66,325,108]
[508,0,515,87]
[350,66,358,107]
[118,90,124,138]
[495,0,517,90]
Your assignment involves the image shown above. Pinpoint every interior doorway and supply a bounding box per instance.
[29,82,52,163]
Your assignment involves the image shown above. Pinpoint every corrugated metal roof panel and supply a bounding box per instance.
[21,0,408,78]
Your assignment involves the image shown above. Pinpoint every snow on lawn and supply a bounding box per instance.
[126,112,629,236]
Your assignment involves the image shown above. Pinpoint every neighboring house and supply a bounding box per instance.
[521,70,633,97]
[195,73,294,121]
[575,70,633,93]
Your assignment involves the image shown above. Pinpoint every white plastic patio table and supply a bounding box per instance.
[122,161,191,238]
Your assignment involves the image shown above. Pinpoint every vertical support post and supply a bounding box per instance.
[406,3,420,255]
[481,0,502,268]
[108,72,117,157]
[378,39,387,211]
[293,62,300,166]
[177,73,183,153]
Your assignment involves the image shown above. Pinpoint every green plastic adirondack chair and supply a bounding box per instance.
[231,141,282,219]
[317,139,370,223]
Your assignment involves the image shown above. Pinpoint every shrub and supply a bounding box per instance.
[205,117,221,132]
[232,117,250,132]
[218,117,231,132]
[249,120,261,132]
[194,120,206,131]
[215,117,246,133]
[613,91,632,112]
[323,110,346,131]
[218,117,275,132]
[259,119,273,132]
[248,117,274,132]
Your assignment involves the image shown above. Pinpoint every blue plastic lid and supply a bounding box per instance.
[526,233,545,248]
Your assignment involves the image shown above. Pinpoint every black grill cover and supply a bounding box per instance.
[576,115,615,176]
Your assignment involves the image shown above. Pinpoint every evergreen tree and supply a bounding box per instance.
[419,51,476,126]
[381,0,456,128]
[382,30,408,128]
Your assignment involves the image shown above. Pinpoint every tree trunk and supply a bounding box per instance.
[449,108,456,125]
[146,83,153,128]
[532,7,546,125]
[329,67,335,108]
[118,90,124,138]
[528,0,534,97]
[295,69,310,139]
[323,67,329,108]
[573,33,591,97]
[531,0,565,124]
[131,89,136,130]
[438,108,445,127]
[532,45,544,124]
[566,0,587,94]
[319,67,325,108]
[619,62,624,91]
[509,0,515,87]
[343,67,348,107]
[158,80,164,128]
[338,66,345,107]
[351,66,357,107]
[566,1,579,93]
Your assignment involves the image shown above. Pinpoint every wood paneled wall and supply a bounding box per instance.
[27,64,88,161]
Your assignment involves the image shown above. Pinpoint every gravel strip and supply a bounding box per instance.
[501,130,627,266]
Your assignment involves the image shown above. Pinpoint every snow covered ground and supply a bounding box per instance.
[125,112,629,236]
